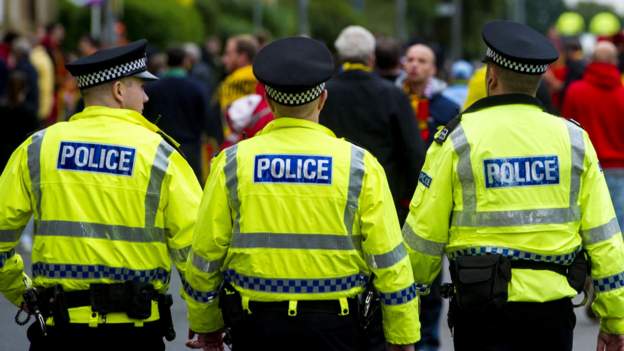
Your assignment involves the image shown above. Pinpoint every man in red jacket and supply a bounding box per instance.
[562,41,624,228]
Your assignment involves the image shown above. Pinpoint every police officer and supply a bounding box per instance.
[0,40,202,350]
[402,20,624,351]
[184,37,419,351]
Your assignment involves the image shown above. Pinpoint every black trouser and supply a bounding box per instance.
[450,297,576,351]
[27,321,165,351]
[231,300,362,351]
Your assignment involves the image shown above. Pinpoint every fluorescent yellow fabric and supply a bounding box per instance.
[404,97,624,334]
[462,66,486,111]
[0,106,201,320]
[184,117,420,344]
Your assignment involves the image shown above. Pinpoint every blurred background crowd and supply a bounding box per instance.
[0,0,623,184]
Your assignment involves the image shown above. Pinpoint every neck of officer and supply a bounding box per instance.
[269,95,324,123]
[82,85,123,109]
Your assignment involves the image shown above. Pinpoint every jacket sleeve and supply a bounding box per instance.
[578,132,624,334]
[359,152,420,345]
[393,89,426,208]
[183,151,231,333]
[164,151,203,291]
[402,137,454,292]
[0,138,35,306]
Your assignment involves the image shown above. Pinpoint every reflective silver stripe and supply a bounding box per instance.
[451,126,476,213]
[27,130,46,216]
[582,218,621,245]
[224,145,240,233]
[344,145,365,234]
[191,251,223,273]
[452,206,580,227]
[35,220,166,243]
[169,245,191,264]
[567,123,585,209]
[145,141,174,227]
[366,242,407,269]
[0,228,25,243]
[231,232,360,250]
[402,224,445,256]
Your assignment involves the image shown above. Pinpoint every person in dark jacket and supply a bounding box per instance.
[143,47,222,182]
[320,25,426,225]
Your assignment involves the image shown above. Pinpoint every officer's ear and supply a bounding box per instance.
[112,80,125,105]
[317,90,328,112]
[486,64,498,96]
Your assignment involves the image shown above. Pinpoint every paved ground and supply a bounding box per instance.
[0,248,599,351]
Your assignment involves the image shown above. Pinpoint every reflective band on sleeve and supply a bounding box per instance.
[169,246,191,265]
[451,126,476,213]
[448,246,579,265]
[582,218,621,245]
[231,232,360,250]
[452,206,580,227]
[224,145,240,233]
[344,145,365,235]
[379,284,419,305]
[145,140,174,227]
[402,224,445,256]
[35,220,166,243]
[27,130,46,216]
[566,123,585,209]
[181,276,218,303]
[365,242,407,269]
[225,270,367,294]
[191,251,223,273]
[0,249,16,268]
[32,262,170,283]
[594,272,624,292]
[0,228,25,243]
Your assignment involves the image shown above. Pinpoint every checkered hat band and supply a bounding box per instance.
[265,83,325,106]
[486,47,549,74]
[75,57,147,89]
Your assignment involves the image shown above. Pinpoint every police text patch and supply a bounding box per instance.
[483,156,559,188]
[254,154,332,184]
[57,141,136,176]
[419,171,432,188]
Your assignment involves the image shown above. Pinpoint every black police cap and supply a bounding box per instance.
[253,37,334,106]
[66,39,157,89]
[483,20,559,74]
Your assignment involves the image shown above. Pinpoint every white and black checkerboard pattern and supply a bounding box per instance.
[486,47,548,74]
[75,57,147,88]
[265,83,325,106]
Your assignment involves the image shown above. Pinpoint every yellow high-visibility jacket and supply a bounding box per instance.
[0,106,201,313]
[184,117,420,345]
[404,94,624,334]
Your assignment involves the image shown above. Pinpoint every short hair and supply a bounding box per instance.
[334,25,375,63]
[375,36,401,70]
[491,63,541,95]
[166,47,187,67]
[183,42,201,61]
[232,34,259,61]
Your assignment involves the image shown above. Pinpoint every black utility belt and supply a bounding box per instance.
[446,252,589,312]
[39,282,159,319]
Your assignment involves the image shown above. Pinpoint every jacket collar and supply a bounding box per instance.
[257,117,336,137]
[70,106,181,148]
[464,94,544,114]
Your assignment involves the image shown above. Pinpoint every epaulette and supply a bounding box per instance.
[434,114,462,145]
[157,131,186,157]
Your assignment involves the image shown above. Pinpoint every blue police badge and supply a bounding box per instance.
[483,155,559,188]
[254,154,332,184]
[57,141,136,176]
